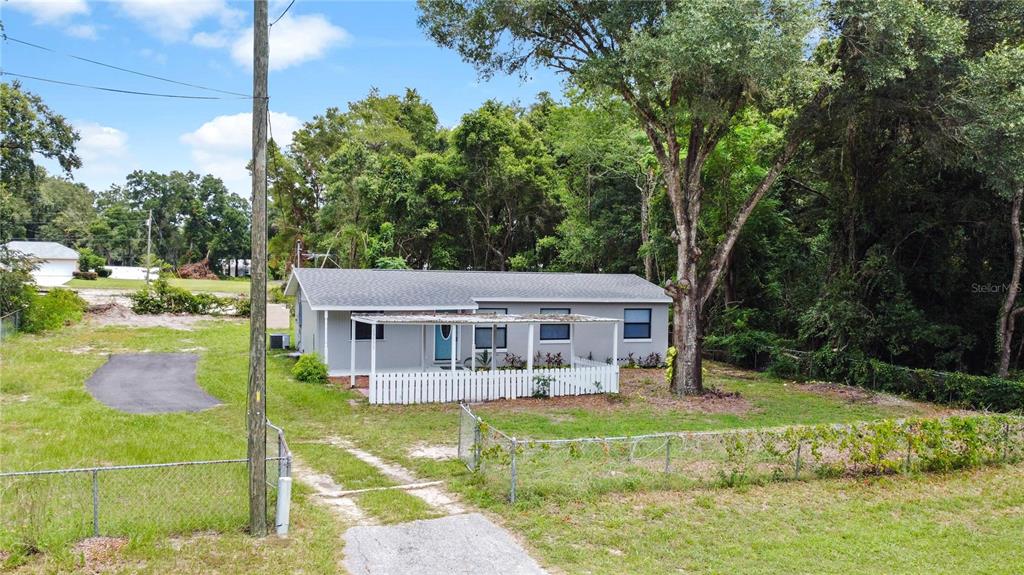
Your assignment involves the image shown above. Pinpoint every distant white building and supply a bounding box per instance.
[3,241,79,287]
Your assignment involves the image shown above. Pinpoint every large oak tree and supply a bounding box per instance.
[418,0,962,393]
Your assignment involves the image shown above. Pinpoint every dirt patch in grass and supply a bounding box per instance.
[71,537,129,573]
[794,380,968,416]
[85,303,240,331]
[472,369,751,415]
[408,443,458,460]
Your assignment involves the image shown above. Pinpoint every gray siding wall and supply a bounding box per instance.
[312,302,669,376]
[296,287,318,355]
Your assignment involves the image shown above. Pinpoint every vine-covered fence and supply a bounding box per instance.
[458,405,1024,503]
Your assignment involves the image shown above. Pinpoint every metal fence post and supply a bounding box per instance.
[278,431,286,479]
[904,435,913,473]
[473,419,482,472]
[794,442,802,480]
[1003,420,1010,462]
[91,470,100,537]
[509,437,518,504]
[664,435,672,473]
[458,405,464,462]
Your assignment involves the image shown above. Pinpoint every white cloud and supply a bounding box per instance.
[231,14,351,71]
[191,30,230,48]
[6,0,88,23]
[67,121,133,191]
[64,23,98,39]
[181,111,301,195]
[139,48,167,64]
[115,0,241,42]
[77,121,128,163]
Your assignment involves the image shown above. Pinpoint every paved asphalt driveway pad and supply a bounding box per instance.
[344,513,548,575]
[86,353,220,414]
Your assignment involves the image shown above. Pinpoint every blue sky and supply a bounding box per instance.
[1,0,564,195]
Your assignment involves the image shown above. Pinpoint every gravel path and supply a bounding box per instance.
[292,437,548,575]
[344,514,547,575]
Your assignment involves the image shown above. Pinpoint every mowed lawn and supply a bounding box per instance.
[2,319,1022,573]
[65,277,259,294]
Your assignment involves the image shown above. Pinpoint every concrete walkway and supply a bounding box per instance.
[292,438,548,575]
[344,514,547,575]
[85,353,220,414]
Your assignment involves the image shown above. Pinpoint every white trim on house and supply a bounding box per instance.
[310,304,478,312]
[472,297,670,304]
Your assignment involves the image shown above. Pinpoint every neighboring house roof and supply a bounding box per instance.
[3,241,79,261]
[286,268,671,311]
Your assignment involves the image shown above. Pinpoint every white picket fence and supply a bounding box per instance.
[369,363,619,405]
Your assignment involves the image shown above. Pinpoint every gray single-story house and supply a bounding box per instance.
[284,268,670,404]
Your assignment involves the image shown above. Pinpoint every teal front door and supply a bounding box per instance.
[434,325,452,362]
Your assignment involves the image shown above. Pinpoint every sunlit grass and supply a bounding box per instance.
[65,277,261,294]
[4,319,1020,574]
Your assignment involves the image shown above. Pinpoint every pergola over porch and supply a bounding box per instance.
[349,312,621,405]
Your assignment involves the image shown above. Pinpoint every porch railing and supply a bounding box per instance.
[369,363,619,405]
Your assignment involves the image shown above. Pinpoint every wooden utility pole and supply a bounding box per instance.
[247,0,269,537]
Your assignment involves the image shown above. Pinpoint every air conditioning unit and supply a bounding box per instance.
[269,333,290,349]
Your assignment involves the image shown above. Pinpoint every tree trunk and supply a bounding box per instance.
[640,168,655,281]
[666,169,704,395]
[671,282,703,395]
[997,186,1023,377]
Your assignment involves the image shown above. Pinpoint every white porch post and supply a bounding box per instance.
[349,318,356,388]
[370,321,377,389]
[569,324,575,368]
[471,324,476,371]
[420,324,426,371]
[490,325,497,370]
[323,311,329,367]
[611,322,618,366]
[450,324,456,372]
[527,323,535,374]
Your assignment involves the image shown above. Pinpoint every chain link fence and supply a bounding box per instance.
[459,405,1024,503]
[0,309,21,341]
[0,421,291,550]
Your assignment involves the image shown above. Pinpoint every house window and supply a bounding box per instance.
[352,315,384,340]
[623,308,652,340]
[540,308,571,341]
[474,308,507,349]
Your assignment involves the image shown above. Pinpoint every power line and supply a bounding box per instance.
[0,71,250,100]
[2,34,252,98]
[270,0,297,27]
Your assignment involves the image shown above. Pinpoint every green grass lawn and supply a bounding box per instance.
[65,277,257,294]
[3,319,1021,574]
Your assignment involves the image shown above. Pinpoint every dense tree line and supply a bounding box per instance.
[271,0,1022,383]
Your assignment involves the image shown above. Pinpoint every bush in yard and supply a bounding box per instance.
[130,278,238,315]
[0,246,37,316]
[532,375,553,399]
[77,247,106,274]
[71,270,98,280]
[96,267,112,278]
[503,352,526,369]
[765,347,1024,412]
[292,353,328,384]
[234,296,251,317]
[22,289,86,333]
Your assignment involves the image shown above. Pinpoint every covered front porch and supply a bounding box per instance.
[349,312,621,405]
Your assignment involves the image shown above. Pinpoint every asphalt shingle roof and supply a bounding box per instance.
[3,241,79,260]
[288,268,670,310]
